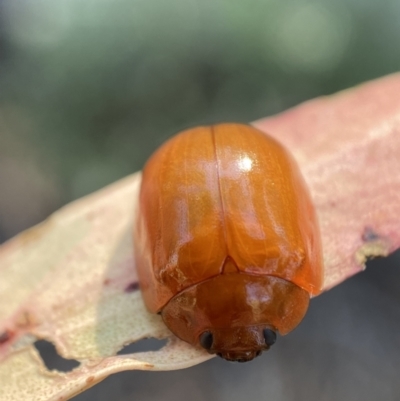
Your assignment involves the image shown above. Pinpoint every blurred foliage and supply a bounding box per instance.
[1,0,400,239]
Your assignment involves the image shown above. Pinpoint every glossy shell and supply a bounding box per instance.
[134,123,323,361]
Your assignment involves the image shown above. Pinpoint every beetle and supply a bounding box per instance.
[134,123,323,362]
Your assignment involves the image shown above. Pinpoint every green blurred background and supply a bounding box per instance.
[2,0,400,241]
[1,0,400,400]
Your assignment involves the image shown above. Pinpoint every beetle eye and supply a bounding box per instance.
[199,331,213,350]
[263,329,277,346]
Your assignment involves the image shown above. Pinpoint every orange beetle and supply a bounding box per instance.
[134,123,323,362]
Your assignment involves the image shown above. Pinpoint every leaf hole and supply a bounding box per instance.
[34,339,80,372]
[117,337,167,355]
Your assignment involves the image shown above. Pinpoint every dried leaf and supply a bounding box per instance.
[1,74,400,401]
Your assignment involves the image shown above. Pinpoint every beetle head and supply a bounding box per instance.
[161,273,309,362]
[198,326,277,362]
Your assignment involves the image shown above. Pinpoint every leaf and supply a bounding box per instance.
[1,73,400,401]
[254,73,400,289]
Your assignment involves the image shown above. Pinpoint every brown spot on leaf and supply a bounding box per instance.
[125,282,140,292]
[362,227,381,242]
[16,310,39,328]
[18,221,53,246]
[143,363,154,369]
[0,330,13,344]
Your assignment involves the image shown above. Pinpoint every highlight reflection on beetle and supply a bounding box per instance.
[134,123,323,362]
